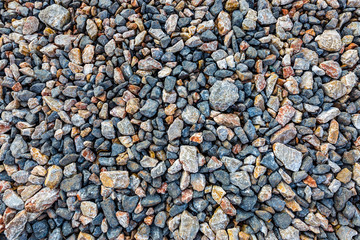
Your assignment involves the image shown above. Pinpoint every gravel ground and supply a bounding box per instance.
[1,0,360,239]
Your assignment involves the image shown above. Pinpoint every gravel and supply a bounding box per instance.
[1,0,360,239]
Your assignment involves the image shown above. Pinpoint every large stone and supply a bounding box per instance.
[336,226,358,240]
[273,143,302,171]
[209,207,229,232]
[216,11,231,36]
[44,165,63,189]
[100,171,129,189]
[167,118,183,141]
[230,171,251,190]
[39,4,71,30]
[316,107,340,124]
[179,146,199,173]
[270,123,297,144]
[25,187,59,212]
[3,189,24,210]
[315,30,342,52]
[209,81,239,111]
[179,211,199,240]
[341,49,359,67]
[319,60,342,79]
[4,210,27,240]
[258,9,276,25]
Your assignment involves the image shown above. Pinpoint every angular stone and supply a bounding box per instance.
[165,14,179,34]
[4,210,27,240]
[315,30,342,52]
[319,60,342,79]
[182,105,200,125]
[45,165,63,189]
[209,207,229,232]
[270,123,297,144]
[39,4,70,30]
[23,16,39,35]
[100,171,129,189]
[179,211,199,240]
[209,81,239,111]
[275,105,296,126]
[3,189,24,210]
[279,226,300,240]
[221,156,242,173]
[258,9,276,25]
[216,11,231,36]
[25,187,59,212]
[214,114,241,128]
[341,49,359,67]
[230,171,251,190]
[80,201,97,218]
[179,146,198,173]
[30,147,49,165]
[316,107,340,124]
[273,143,302,171]
[336,226,358,240]
[167,118,183,141]
[116,211,130,228]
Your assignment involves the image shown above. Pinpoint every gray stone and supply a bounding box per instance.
[179,211,199,240]
[179,146,199,173]
[39,4,71,30]
[230,171,251,190]
[209,80,239,111]
[273,143,302,171]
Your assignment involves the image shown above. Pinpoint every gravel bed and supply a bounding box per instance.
[1,0,360,239]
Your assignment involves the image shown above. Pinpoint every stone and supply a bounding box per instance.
[317,107,340,124]
[23,16,39,35]
[101,120,115,139]
[116,211,130,228]
[270,123,297,144]
[276,105,296,126]
[3,189,24,210]
[209,207,229,232]
[179,146,199,173]
[273,143,302,171]
[230,171,251,190]
[279,226,300,240]
[341,49,359,67]
[25,187,59,212]
[4,210,27,240]
[315,30,342,52]
[80,201,97,218]
[336,226,358,240]
[39,4,71,30]
[209,81,239,111]
[182,105,200,125]
[214,114,241,128]
[165,14,179,34]
[258,9,276,25]
[216,11,231,36]
[86,19,98,40]
[117,118,135,135]
[138,57,162,70]
[100,171,129,189]
[168,118,183,141]
[179,211,199,240]
[44,165,63,189]
[319,60,342,79]
[140,99,159,118]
